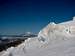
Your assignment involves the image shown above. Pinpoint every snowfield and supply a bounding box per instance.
[0,17,75,56]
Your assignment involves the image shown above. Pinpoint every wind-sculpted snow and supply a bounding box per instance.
[1,37,75,56]
[0,17,75,56]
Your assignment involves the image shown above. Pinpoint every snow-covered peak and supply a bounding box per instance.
[20,32,33,36]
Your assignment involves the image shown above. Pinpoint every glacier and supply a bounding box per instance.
[0,17,75,56]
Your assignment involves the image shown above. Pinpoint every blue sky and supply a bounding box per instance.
[0,0,75,34]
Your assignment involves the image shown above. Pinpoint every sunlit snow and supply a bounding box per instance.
[0,17,75,56]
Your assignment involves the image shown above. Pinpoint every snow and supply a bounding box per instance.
[73,16,75,21]
[0,17,75,56]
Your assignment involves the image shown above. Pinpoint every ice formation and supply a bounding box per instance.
[0,17,75,56]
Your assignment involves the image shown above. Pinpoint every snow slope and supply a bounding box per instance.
[0,17,75,56]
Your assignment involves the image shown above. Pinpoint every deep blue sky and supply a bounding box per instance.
[0,0,75,34]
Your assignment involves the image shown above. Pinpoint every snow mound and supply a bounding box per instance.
[38,20,75,44]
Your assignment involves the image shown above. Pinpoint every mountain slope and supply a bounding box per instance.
[1,17,75,56]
